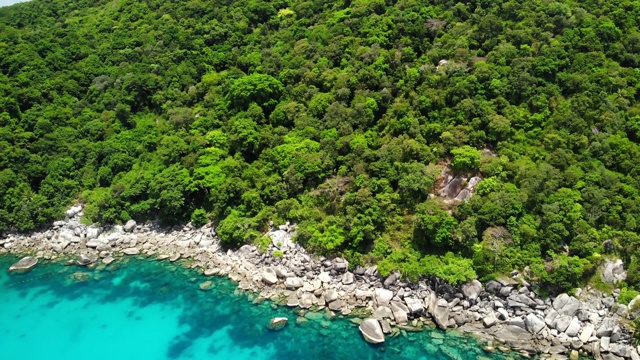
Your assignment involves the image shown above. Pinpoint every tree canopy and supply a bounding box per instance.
[2,0,640,290]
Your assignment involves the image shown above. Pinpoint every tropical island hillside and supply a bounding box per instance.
[2,0,640,292]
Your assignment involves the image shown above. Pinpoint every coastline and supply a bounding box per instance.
[1,207,638,360]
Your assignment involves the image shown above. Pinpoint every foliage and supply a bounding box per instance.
[255,235,272,253]
[451,146,481,172]
[620,288,640,305]
[1,0,640,290]
[190,208,209,228]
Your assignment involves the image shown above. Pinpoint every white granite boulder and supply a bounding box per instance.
[359,318,385,344]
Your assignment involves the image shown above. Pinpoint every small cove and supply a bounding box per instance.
[0,255,523,360]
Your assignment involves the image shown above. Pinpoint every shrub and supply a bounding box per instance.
[255,236,272,253]
[217,210,258,248]
[620,288,640,305]
[190,208,208,228]
[451,145,481,172]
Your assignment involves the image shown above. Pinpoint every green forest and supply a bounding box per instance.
[2,0,640,292]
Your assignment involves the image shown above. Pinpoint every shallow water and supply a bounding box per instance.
[0,255,522,360]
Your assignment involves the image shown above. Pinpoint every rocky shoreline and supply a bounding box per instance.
[1,206,639,360]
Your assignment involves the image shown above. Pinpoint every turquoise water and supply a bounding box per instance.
[0,255,521,360]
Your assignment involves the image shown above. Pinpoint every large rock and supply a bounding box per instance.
[333,258,348,272]
[268,317,288,330]
[627,295,640,319]
[404,297,424,314]
[123,220,137,232]
[390,301,409,325]
[431,299,450,330]
[262,268,278,285]
[440,177,464,198]
[328,299,345,311]
[76,252,98,266]
[383,271,400,288]
[579,323,595,343]
[52,240,70,253]
[508,294,537,308]
[287,292,299,307]
[497,307,509,320]
[425,291,437,313]
[492,325,534,349]
[555,315,572,332]
[275,267,290,278]
[545,309,559,327]
[375,288,393,305]
[122,247,140,255]
[564,317,581,337]
[285,277,304,289]
[485,280,502,294]
[596,318,617,338]
[601,259,627,284]
[299,293,314,309]
[454,189,472,201]
[553,294,581,316]
[462,279,483,302]
[86,238,105,248]
[483,313,498,328]
[85,226,101,240]
[525,313,545,334]
[359,318,385,344]
[325,289,339,303]
[65,205,83,218]
[318,272,331,283]
[341,272,354,285]
[8,256,38,273]
[268,230,294,249]
[373,306,393,319]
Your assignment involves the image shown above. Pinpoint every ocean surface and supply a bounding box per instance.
[0,254,522,360]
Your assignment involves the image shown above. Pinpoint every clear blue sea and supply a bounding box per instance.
[0,255,522,360]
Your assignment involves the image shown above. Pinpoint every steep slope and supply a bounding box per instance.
[2,0,640,290]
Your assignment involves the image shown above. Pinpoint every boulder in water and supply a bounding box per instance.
[359,318,385,344]
[122,247,140,255]
[77,252,98,266]
[8,256,38,273]
[268,317,288,331]
[199,281,213,291]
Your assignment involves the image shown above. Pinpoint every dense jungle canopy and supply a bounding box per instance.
[2,0,640,291]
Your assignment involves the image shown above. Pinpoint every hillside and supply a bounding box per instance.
[2,0,640,290]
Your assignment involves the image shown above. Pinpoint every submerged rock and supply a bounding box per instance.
[199,281,213,290]
[8,256,38,273]
[69,271,91,283]
[359,318,385,344]
[268,317,288,331]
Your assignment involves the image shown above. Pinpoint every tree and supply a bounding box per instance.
[451,146,481,172]
[228,73,284,112]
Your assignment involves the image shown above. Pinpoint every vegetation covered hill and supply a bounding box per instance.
[2,0,640,290]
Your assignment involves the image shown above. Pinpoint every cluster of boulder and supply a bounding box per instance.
[2,205,640,360]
